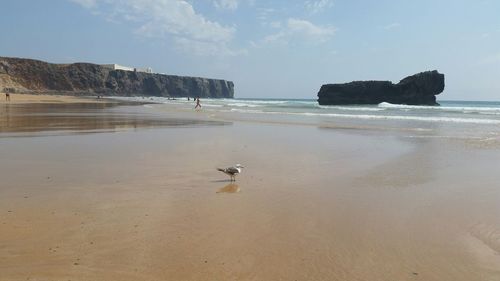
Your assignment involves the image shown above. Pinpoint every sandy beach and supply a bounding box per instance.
[0,93,108,104]
[1,99,500,281]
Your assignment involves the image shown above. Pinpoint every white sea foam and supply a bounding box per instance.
[217,99,288,105]
[200,104,224,108]
[229,108,265,114]
[379,102,500,114]
[229,108,500,124]
[302,112,500,124]
[378,102,427,109]
[227,103,260,108]
[318,105,385,111]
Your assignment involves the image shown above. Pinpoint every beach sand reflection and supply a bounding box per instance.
[217,183,240,193]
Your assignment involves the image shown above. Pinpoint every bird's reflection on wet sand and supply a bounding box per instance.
[216,183,240,194]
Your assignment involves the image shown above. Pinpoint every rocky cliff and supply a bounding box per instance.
[317,71,445,105]
[0,57,234,98]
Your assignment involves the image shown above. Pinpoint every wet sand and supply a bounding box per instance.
[1,102,500,280]
[0,99,228,136]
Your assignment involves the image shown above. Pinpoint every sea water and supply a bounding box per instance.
[116,97,500,140]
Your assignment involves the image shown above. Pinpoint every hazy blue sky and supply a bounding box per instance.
[1,0,499,100]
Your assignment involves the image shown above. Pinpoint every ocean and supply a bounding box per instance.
[116,97,500,140]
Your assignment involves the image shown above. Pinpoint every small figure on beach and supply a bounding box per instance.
[188,97,190,101]
[5,93,10,101]
[195,97,201,109]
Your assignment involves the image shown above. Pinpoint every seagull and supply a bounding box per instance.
[217,164,244,182]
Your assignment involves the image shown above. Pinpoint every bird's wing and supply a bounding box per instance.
[225,167,240,175]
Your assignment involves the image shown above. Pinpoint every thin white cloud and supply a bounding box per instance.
[257,7,275,23]
[287,18,336,39]
[305,0,334,14]
[174,37,247,56]
[262,32,287,44]
[213,0,239,11]
[70,0,96,9]
[383,22,401,30]
[70,0,242,56]
[258,18,336,46]
[128,1,234,43]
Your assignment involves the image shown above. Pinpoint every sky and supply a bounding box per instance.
[0,0,499,100]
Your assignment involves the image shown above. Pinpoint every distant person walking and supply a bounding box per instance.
[5,93,10,102]
[195,97,201,109]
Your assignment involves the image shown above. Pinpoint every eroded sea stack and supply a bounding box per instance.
[0,57,234,98]
[317,70,445,105]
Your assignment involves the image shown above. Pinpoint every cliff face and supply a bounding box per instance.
[317,70,445,105]
[0,57,234,98]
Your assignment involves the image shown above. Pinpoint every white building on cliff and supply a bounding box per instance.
[101,64,153,73]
